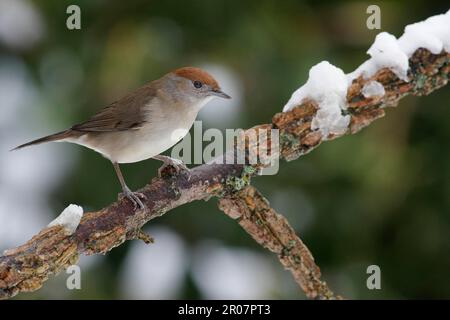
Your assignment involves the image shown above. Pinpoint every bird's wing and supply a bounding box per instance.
[71,84,156,132]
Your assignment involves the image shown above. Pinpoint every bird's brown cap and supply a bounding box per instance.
[173,67,220,90]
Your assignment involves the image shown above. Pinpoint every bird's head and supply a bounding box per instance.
[165,67,231,107]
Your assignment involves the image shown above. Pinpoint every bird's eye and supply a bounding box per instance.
[193,80,203,88]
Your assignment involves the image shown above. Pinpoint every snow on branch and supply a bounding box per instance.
[284,9,450,141]
[1,11,449,299]
[48,204,84,235]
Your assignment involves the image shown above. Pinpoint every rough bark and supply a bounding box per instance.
[218,186,340,299]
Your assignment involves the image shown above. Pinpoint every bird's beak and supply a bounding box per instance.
[210,89,231,99]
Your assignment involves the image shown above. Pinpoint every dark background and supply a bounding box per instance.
[0,0,449,299]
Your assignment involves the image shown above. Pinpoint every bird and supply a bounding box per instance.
[12,67,231,209]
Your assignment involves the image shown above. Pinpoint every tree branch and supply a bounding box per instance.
[218,185,340,299]
[1,47,448,299]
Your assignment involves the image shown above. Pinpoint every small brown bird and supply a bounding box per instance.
[13,67,231,209]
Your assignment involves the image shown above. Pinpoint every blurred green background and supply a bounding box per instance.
[0,0,449,299]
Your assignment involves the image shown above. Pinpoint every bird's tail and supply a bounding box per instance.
[11,130,74,151]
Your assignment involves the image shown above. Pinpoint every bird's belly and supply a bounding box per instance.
[73,124,190,164]
[115,127,188,163]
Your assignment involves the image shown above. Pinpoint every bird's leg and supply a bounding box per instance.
[112,162,146,210]
[153,155,189,178]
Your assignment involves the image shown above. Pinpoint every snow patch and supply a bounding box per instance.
[361,80,385,98]
[282,10,450,139]
[349,10,450,83]
[398,11,450,56]
[283,61,350,138]
[349,32,409,82]
[48,204,83,235]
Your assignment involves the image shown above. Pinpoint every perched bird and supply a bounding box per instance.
[13,67,231,209]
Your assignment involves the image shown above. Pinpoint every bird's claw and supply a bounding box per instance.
[119,188,146,210]
[158,157,189,178]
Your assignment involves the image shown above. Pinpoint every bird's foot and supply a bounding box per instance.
[155,155,189,178]
[119,187,146,210]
